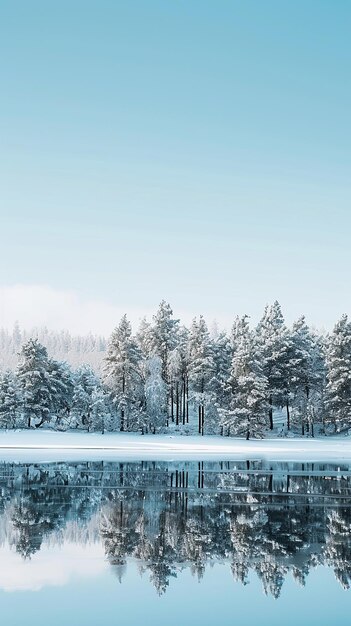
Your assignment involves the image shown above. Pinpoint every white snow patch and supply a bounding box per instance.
[0,430,350,462]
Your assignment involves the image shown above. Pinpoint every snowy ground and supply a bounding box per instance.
[0,430,350,462]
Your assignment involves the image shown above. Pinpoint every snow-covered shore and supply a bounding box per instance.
[0,430,350,463]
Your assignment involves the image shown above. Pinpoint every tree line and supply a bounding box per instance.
[0,300,351,437]
[0,324,106,371]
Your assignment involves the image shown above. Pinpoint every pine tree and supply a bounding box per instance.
[104,315,143,431]
[148,301,180,422]
[167,326,190,426]
[135,317,153,361]
[256,302,289,430]
[71,364,101,431]
[149,301,179,382]
[90,387,110,433]
[224,330,268,439]
[231,315,250,352]
[0,370,23,429]
[167,347,183,426]
[288,317,324,436]
[187,316,215,435]
[17,339,52,428]
[212,331,232,433]
[325,315,351,432]
[308,334,326,434]
[48,359,74,429]
[145,356,167,433]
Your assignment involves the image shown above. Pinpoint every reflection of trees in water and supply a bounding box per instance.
[0,460,351,596]
[12,500,43,559]
[324,509,351,589]
[100,492,312,597]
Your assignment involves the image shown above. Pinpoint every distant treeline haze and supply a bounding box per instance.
[0,301,350,438]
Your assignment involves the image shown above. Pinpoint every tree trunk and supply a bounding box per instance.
[269,396,273,430]
[171,384,174,422]
[176,382,180,425]
[198,406,201,434]
[182,378,186,424]
[186,377,189,423]
[286,397,290,430]
[305,385,310,434]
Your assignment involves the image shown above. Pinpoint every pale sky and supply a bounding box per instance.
[1,1,350,334]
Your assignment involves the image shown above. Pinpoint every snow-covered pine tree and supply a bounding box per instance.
[0,370,23,429]
[167,347,183,426]
[104,315,143,431]
[48,359,74,429]
[231,315,250,352]
[90,387,109,433]
[212,331,232,433]
[149,301,179,382]
[17,339,53,428]
[288,317,324,436]
[135,317,153,360]
[148,301,180,422]
[145,356,167,433]
[178,325,191,426]
[256,302,290,430]
[102,390,120,432]
[187,316,215,435]
[70,364,102,431]
[166,325,191,426]
[325,315,351,433]
[308,333,326,434]
[224,329,268,439]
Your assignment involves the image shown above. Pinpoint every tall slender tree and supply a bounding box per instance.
[149,301,179,420]
[224,327,268,439]
[0,370,22,429]
[145,356,167,433]
[104,315,142,431]
[71,364,102,431]
[288,317,322,435]
[188,316,215,435]
[48,359,74,429]
[325,315,351,433]
[17,339,52,428]
[212,331,232,432]
[256,302,289,430]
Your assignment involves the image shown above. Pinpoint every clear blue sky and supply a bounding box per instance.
[1,0,350,333]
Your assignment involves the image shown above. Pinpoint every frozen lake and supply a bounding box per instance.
[1,458,351,625]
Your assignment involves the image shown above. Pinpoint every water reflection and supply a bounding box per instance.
[0,460,350,597]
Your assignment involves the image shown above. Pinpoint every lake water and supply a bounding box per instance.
[0,459,350,625]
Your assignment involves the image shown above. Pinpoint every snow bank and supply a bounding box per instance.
[0,430,350,462]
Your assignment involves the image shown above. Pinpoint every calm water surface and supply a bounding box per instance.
[0,459,350,625]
